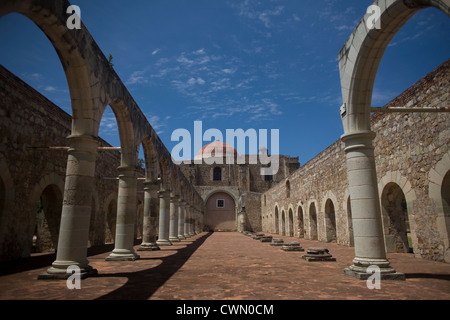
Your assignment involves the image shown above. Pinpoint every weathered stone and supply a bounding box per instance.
[302,248,336,262]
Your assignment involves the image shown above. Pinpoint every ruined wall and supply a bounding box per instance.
[0,65,143,262]
[262,60,450,263]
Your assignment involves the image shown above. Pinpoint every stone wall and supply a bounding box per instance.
[0,65,143,262]
[262,59,450,263]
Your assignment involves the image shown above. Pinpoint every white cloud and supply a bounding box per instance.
[152,48,160,55]
[126,70,147,85]
[44,86,57,92]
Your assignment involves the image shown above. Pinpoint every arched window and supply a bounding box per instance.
[213,167,222,181]
[286,180,290,198]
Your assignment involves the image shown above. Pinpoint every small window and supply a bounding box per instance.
[213,167,222,181]
[217,199,225,208]
[265,174,273,182]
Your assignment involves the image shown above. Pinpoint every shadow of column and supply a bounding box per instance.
[94,232,213,300]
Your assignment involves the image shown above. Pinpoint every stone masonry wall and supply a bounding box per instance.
[0,65,143,262]
[262,59,450,263]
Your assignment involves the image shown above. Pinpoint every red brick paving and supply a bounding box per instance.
[0,232,449,300]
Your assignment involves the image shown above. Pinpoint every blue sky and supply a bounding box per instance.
[0,0,449,165]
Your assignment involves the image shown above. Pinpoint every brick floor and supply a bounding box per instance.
[0,232,449,300]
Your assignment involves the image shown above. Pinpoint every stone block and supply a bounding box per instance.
[302,248,336,262]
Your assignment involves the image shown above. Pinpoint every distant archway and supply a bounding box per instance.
[205,191,236,231]
[281,210,286,236]
[288,208,294,237]
[297,205,304,238]
[381,183,412,253]
[106,198,117,244]
[33,184,63,253]
[275,206,279,234]
[325,199,337,242]
[309,202,318,240]
[346,196,354,246]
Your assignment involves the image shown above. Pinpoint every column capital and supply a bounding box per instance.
[143,180,160,192]
[340,131,376,152]
[158,190,171,198]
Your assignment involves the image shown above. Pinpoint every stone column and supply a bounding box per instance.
[341,131,404,280]
[138,181,160,251]
[184,204,191,238]
[38,135,98,279]
[178,200,186,240]
[156,190,172,246]
[106,166,140,261]
[169,194,180,242]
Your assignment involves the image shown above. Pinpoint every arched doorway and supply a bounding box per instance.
[442,170,450,215]
[0,176,5,222]
[205,192,236,231]
[297,206,304,238]
[281,210,286,235]
[106,199,117,244]
[325,199,337,242]
[381,183,412,253]
[275,206,279,234]
[309,203,318,240]
[288,208,294,237]
[347,196,354,246]
[33,184,63,253]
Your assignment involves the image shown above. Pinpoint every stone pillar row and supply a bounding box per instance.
[38,145,202,279]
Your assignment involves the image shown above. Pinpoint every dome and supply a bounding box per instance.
[194,140,238,160]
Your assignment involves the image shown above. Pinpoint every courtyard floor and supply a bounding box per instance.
[0,231,449,300]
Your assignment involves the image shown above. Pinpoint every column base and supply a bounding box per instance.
[344,257,405,280]
[184,234,191,238]
[137,242,160,251]
[178,235,186,240]
[169,236,181,242]
[156,239,172,246]
[344,267,405,280]
[37,265,98,280]
[105,250,140,261]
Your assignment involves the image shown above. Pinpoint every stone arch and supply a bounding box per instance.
[0,157,14,245]
[288,207,294,237]
[380,182,413,253]
[274,205,280,234]
[286,180,291,198]
[428,150,450,262]
[339,0,449,134]
[378,171,417,253]
[141,134,162,183]
[322,191,339,243]
[101,101,138,168]
[308,200,318,240]
[88,189,100,247]
[104,193,118,244]
[324,199,337,243]
[204,191,236,231]
[29,173,65,254]
[281,209,286,236]
[343,189,354,246]
[0,3,110,136]
[296,202,305,238]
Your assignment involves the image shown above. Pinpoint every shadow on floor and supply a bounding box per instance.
[0,239,143,277]
[94,232,212,300]
[405,273,450,281]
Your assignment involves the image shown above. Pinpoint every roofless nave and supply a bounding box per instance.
[0,0,449,285]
